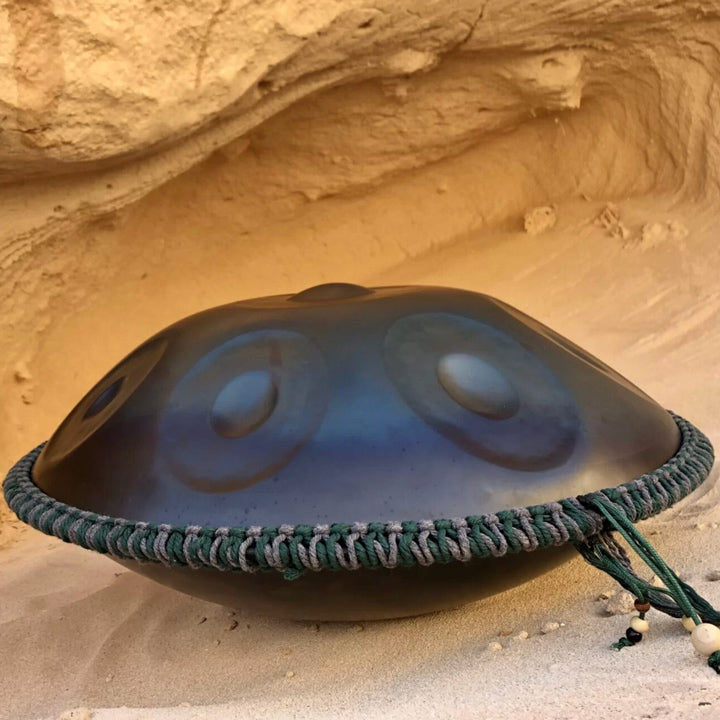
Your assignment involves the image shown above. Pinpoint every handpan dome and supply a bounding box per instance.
[4,284,712,621]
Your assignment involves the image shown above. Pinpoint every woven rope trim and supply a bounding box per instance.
[2,413,714,577]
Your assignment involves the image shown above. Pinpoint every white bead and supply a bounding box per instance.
[630,616,649,634]
[690,623,720,657]
[682,615,697,632]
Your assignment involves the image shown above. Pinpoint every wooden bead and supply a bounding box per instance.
[630,616,649,634]
[690,623,720,657]
[634,600,651,613]
[682,615,697,632]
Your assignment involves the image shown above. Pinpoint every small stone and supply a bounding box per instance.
[597,590,616,601]
[487,641,503,652]
[594,204,631,240]
[59,710,93,720]
[523,205,557,235]
[650,574,666,588]
[213,639,220,646]
[13,362,32,383]
[285,670,295,678]
[498,628,513,637]
[308,623,320,633]
[541,621,561,634]
[352,624,364,633]
[512,630,529,641]
[104,674,113,683]
[706,570,720,582]
[226,620,239,631]
[604,590,636,615]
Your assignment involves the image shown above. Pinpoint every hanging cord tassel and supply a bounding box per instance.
[575,492,720,673]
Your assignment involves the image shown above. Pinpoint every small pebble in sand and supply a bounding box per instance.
[285,670,295,678]
[226,620,239,631]
[213,639,220,646]
[594,203,630,241]
[352,624,364,633]
[604,589,636,615]
[198,617,207,625]
[487,641,503,652]
[597,590,616,601]
[513,630,529,641]
[308,623,320,633]
[13,362,32,383]
[706,570,720,581]
[59,710,93,720]
[523,205,557,235]
[104,674,113,683]
[639,220,689,249]
[541,621,561,634]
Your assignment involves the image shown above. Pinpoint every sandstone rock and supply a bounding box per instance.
[604,590,636,616]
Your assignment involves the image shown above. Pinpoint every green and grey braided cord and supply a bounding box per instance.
[2,414,714,580]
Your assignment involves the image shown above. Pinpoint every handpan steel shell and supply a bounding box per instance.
[33,284,680,619]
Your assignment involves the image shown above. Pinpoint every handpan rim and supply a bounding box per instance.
[2,412,713,578]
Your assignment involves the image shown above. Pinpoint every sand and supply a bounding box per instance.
[3,2,720,716]
[2,193,720,720]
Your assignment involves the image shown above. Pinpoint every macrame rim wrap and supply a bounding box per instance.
[2,413,714,578]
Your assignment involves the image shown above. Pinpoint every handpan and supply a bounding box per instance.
[3,285,716,643]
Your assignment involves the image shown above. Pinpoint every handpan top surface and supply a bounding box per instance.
[34,283,680,529]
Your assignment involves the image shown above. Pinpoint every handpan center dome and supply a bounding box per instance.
[289,282,373,302]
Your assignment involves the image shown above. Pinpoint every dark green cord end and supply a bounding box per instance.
[612,637,634,651]
[708,651,720,674]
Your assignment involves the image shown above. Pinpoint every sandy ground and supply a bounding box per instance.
[3,194,720,719]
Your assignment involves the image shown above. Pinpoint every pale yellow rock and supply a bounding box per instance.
[524,206,557,236]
